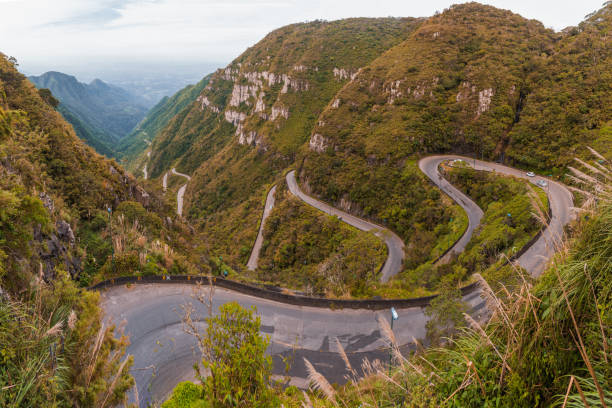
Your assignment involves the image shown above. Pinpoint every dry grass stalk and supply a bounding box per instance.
[133,383,139,408]
[67,310,77,330]
[552,267,607,407]
[100,357,129,408]
[301,391,313,408]
[44,320,64,337]
[303,358,336,402]
[374,368,407,392]
[406,360,425,378]
[593,160,611,175]
[442,365,476,406]
[582,264,608,363]
[412,336,424,354]
[586,146,607,162]
[567,174,592,188]
[463,313,512,372]
[568,166,601,186]
[376,314,396,347]
[526,185,549,228]
[503,258,541,330]
[361,358,375,377]
[566,184,595,198]
[334,337,353,374]
[561,375,591,408]
[575,158,611,180]
[86,322,107,387]
[474,273,518,339]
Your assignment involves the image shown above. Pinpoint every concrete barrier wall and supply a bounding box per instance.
[90,274,480,310]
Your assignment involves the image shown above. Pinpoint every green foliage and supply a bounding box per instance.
[0,187,49,287]
[256,186,386,297]
[315,193,611,408]
[37,88,59,108]
[197,302,277,407]
[447,166,547,279]
[162,381,208,408]
[0,272,134,407]
[116,201,163,233]
[507,4,612,169]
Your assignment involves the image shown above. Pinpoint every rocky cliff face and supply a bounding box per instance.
[137,3,612,268]
[141,18,420,263]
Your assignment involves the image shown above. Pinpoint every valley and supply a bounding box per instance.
[99,155,574,406]
[1,1,610,407]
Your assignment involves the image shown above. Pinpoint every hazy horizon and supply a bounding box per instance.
[3,0,607,79]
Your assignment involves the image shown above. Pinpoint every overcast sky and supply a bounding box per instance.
[1,0,607,77]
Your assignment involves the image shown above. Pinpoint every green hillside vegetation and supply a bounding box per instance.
[0,55,138,405]
[299,3,555,267]
[118,74,211,170]
[445,165,548,284]
[133,3,611,297]
[365,163,546,299]
[56,104,116,157]
[117,2,610,302]
[165,171,610,407]
[0,54,202,404]
[302,182,611,407]
[149,18,422,272]
[506,4,612,169]
[29,71,148,157]
[254,182,387,298]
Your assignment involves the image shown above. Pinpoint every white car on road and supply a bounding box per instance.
[536,179,548,188]
[526,171,535,177]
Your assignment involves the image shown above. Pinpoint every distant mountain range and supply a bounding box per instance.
[29,71,149,157]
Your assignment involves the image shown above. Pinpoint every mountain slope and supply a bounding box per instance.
[134,3,611,281]
[29,71,148,156]
[0,54,147,405]
[160,18,422,265]
[299,3,555,266]
[117,74,211,170]
[506,3,612,167]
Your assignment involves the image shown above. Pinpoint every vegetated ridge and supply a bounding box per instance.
[118,74,211,170]
[29,71,148,157]
[131,3,611,294]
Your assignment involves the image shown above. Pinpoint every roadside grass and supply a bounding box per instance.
[429,202,469,262]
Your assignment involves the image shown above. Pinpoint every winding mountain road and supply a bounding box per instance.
[286,171,404,282]
[171,168,191,217]
[421,155,573,275]
[101,156,574,406]
[247,186,277,270]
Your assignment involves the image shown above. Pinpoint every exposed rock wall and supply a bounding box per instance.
[309,133,329,152]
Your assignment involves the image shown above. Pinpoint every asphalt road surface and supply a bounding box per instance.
[101,156,574,406]
[286,170,405,282]
[419,156,485,264]
[247,185,277,270]
[171,168,191,217]
[100,282,487,406]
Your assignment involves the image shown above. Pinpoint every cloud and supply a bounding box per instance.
[0,0,606,73]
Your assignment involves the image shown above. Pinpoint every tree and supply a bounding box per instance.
[196,302,277,407]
